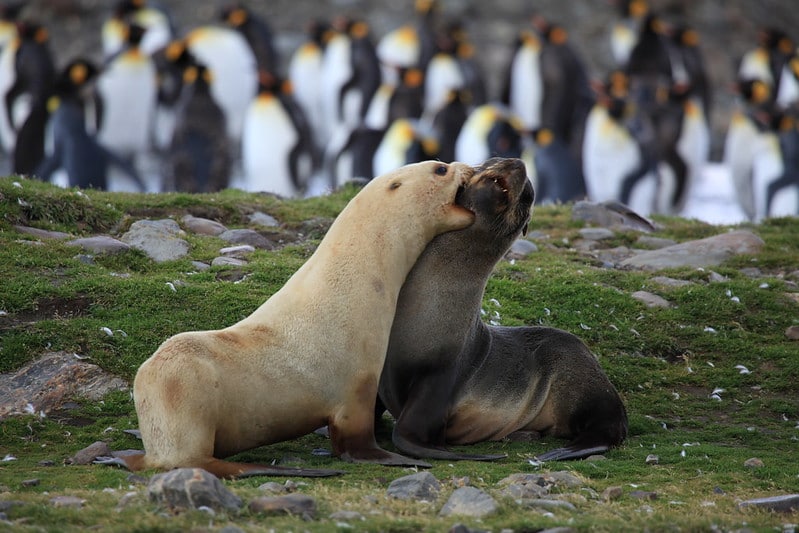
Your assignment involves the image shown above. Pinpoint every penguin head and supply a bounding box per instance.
[15,20,49,44]
[220,3,249,28]
[124,21,146,47]
[737,78,771,106]
[414,0,439,16]
[674,26,700,48]
[347,19,370,40]
[622,0,648,19]
[487,119,523,159]
[532,128,554,148]
[306,19,331,47]
[54,58,99,100]
[256,69,281,94]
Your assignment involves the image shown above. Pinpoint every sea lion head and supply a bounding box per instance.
[457,157,534,241]
[371,160,476,233]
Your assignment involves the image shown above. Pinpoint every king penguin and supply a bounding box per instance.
[185,23,257,142]
[454,103,524,166]
[3,20,56,175]
[765,112,799,218]
[36,60,144,192]
[166,62,231,193]
[502,29,543,132]
[373,118,438,178]
[610,0,648,68]
[376,0,439,84]
[101,0,174,58]
[532,126,586,204]
[241,71,315,197]
[288,20,329,152]
[220,1,279,75]
[96,22,157,191]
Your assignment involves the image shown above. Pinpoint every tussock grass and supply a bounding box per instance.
[0,177,797,531]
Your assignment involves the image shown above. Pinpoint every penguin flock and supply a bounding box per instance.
[0,0,797,219]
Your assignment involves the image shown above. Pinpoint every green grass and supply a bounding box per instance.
[1,176,798,531]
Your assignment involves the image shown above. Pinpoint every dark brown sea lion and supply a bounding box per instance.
[378,157,628,461]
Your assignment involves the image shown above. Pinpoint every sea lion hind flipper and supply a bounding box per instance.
[392,426,506,462]
[231,465,345,478]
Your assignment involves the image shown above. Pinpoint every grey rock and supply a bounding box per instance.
[650,276,693,288]
[67,235,131,255]
[249,211,280,227]
[190,261,210,271]
[645,454,660,465]
[739,267,764,278]
[329,510,365,521]
[521,498,577,512]
[14,225,71,240]
[49,496,86,508]
[74,254,95,265]
[248,493,316,519]
[497,473,549,499]
[148,468,243,513]
[620,230,765,270]
[182,214,227,236]
[439,487,498,517]
[258,482,288,494]
[219,229,276,249]
[786,326,799,341]
[632,291,672,308]
[449,524,490,533]
[708,271,729,283]
[0,352,128,419]
[744,457,764,468]
[387,471,441,501]
[220,244,255,256]
[602,486,623,501]
[738,494,799,513]
[211,256,248,267]
[0,501,24,512]
[572,201,657,232]
[66,441,112,465]
[508,238,538,258]
[21,479,39,487]
[579,227,615,240]
[636,236,677,249]
[542,471,585,489]
[630,490,658,500]
[539,528,577,533]
[218,527,247,533]
[121,219,190,262]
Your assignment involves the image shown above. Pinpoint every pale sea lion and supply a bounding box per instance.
[378,157,628,461]
[110,160,475,478]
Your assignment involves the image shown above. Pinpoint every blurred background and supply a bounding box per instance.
[2,0,798,224]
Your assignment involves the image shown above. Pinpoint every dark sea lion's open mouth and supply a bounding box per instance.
[462,157,534,237]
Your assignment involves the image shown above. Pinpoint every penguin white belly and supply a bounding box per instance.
[373,119,414,177]
[776,64,799,109]
[723,111,759,220]
[454,105,497,166]
[0,41,19,151]
[289,44,324,146]
[509,44,542,131]
[611,23,636,67]
[134,8,172,56]
[376,26,419,71]
[242,97,299,197]
[97,53,157,155]
[738,49,772,86]
[424,54,464,119]
[752,133,785,221]
[363,84,393,130]
[188,26,257,142]
[675,99,710,214]
[320,34,352,144]
[582,106,641,203]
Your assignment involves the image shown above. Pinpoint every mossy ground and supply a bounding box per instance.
[0,176,797,532]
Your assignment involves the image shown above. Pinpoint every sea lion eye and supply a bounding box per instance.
[434,164,448,176]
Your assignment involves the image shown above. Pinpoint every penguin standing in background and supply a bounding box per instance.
[220,1,279,75]
[376,0,439,84]
[422,31,464,122]
[97,22,157,191]
[36,60,144,191]
[776,54,799,110]
[502,29,542,131]
[185,24,257,142]
[673,87,710,214]
[610,0,648,67]
[582,71,657,214]
[340,19,381,125]
[241,71,315,197]
[166,62,230,193]
[724,79,772,221]
[150,39,195,152]
[532,127,585,204]
[3,20,56,175]
[448,21,486,108]
[319,20,353,149]
[288,20,329,151]
[101,0,174,58]
[0,2,22,51]
[738,28,795,103]
[671,25,712,124]
[533,15,595,165]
